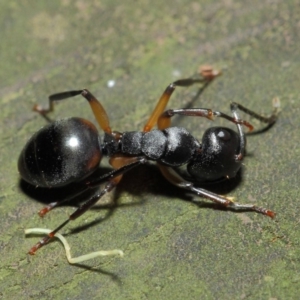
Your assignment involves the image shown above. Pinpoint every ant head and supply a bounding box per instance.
[187,127,242,182]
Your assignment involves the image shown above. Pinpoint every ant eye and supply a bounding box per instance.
[217,129,230,141]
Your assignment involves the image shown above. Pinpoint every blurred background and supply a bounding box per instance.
[1,1,299,299]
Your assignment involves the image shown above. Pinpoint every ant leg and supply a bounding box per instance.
[231,97,280,125]
[229,104,245,161]
[157,164,275,218]
[143,66,221,132]
[34,89,112,134]
[38,201,63,217]
[33,90,82,114]
[28,182,117,255]
[157,107,254,131]
[28,157,147,254]
[229,99,280,160]
[38,158,146,217]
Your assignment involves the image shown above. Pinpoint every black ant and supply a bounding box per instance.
[19,66,279,256]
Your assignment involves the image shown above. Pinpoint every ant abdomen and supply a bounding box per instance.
[18,117,102,188]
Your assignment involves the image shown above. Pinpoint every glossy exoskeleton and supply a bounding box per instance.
[19,66,279,255]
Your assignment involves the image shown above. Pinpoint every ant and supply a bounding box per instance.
[19,66,280,256]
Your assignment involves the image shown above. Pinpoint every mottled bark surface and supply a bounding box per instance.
[1,1,299,299]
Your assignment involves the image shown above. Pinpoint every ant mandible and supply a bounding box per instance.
[19,66,279,256]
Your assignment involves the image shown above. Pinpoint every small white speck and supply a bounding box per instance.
[172,69,181,78]
[281,61,290,68]
[107,80,116,88]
